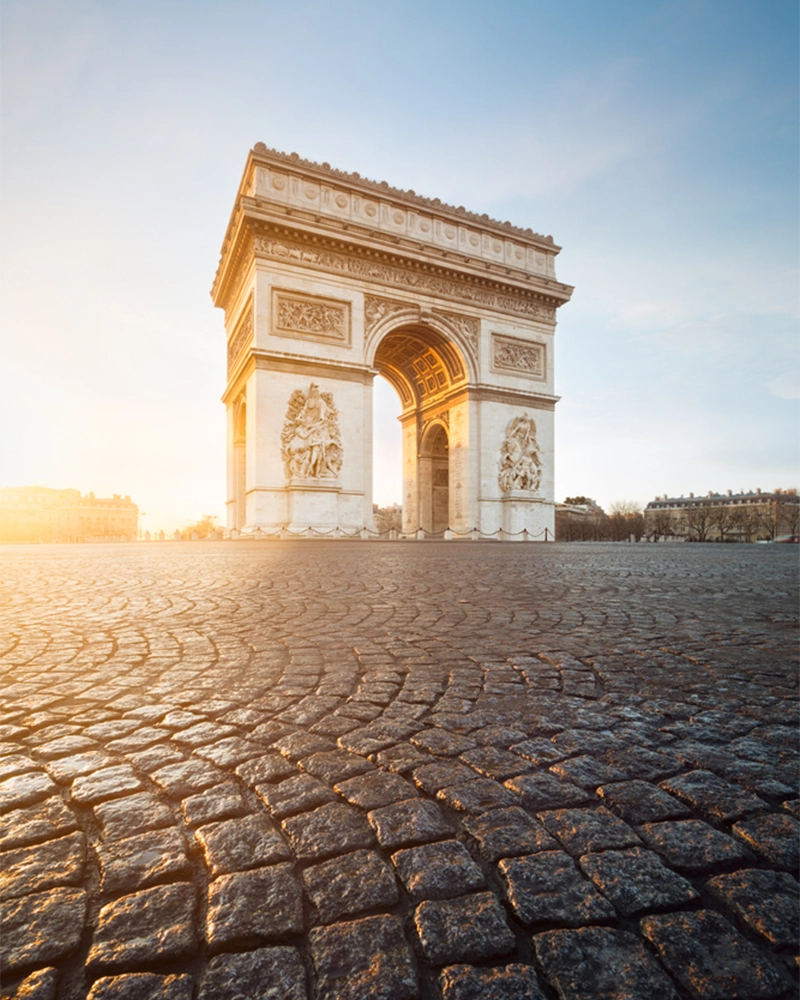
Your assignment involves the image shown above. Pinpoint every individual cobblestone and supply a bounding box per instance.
[0,887,87,976]
[392,839,486,900]
[87,884,198,971]
[0,830,86,900]
[86,974,193,1000]
[414,891,516,965]
[499,850,616,926]
[534,926,680,1000]
[302,847,399,921]
[197,947,307,1000]
[1,542,796,999]
[310,913,418,1000]
[578,846,698,916]
[641,909,789,999]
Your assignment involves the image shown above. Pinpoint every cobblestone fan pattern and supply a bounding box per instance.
[0,541,797,1000]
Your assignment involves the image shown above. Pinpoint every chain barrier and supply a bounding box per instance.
[218,525,552,542]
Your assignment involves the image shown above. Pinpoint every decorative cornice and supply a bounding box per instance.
[251,143,552,244]
[251,228,561,323]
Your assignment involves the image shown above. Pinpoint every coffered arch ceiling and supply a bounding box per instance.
[373,325,467,411]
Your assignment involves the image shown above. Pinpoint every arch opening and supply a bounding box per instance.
[420,421,449,534]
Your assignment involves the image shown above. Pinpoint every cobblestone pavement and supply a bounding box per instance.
[0,541,798,1000]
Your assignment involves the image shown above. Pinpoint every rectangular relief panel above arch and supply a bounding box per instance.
[271,288,352,348]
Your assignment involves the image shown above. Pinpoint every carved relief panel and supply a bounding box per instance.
[281,384,343,481]
[272,289,351,346]
[491,334,546,380]
[498,415,542,493]
[227,302,253,373]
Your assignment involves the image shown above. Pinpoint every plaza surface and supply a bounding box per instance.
[0,541,798,1000]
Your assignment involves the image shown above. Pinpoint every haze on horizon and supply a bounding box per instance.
[1,0,797,534]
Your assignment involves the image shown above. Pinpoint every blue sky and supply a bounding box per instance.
[1,0,797,531]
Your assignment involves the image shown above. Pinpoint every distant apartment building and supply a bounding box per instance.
[645,489,799,542]
[0,487,138,543]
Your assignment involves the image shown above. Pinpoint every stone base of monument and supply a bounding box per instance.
[501,492,548,540]
[285,480,342,534]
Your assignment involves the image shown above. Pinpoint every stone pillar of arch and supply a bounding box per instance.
[212,144,573,538]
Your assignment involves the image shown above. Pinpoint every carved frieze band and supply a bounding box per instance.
[255,235,556,323]
[227,304,253,373]
[491,334,546,380]
[273,289,351,346]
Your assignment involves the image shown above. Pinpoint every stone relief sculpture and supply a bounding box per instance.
[281,384,343,480]
[492,335,545,378]
[275,292,349,342]
[498,415,541,493]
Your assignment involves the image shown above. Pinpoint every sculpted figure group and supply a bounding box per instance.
[498,414,541,493]
[281,383,343,480]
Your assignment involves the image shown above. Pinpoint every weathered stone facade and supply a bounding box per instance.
[212,145,573,538]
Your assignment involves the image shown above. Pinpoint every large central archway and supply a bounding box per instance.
[370,321,470,534]
[214,144,573,539]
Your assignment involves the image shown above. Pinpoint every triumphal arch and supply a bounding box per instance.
[212,144,573,538]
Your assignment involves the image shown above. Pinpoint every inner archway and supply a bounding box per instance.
[371,323,468,534]
[234,399,246,530]
[420,422,449,534]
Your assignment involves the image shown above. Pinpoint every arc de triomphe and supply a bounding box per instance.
[212,144,573,538]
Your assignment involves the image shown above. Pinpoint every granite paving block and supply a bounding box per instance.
[11,967,59,1000]
[71,766,144,805]
[0,795,78,850]
[368,797,451,848]
[197,946,307,1000]
[538,806,640,855]
[463,806,556,860]
[97,827,191,894]
[603,746,681,781]
[638,819,754,873]
[412,730,477,756]
[171,722,237,747]
[0,830,86,900]
[0,754,39,780]
[193,736,264,767]
[303,848,399,922]
[0,771,57,812]
[94,792,174,840]
[509,738,566,765]
[310,913,418,999]
[660,769,768,822]
[274,731,337,761]
[460,746,534,780]
[534,926,680,1000]
[504,772,592,811]
[438,963,546,1000]
[499,850,616,926]
[46,752,116,783]
[150,759,224,797]
[33,734,99,759]
[283,801,375,859]
[732,812,799,869]
[437,778,516,814]
[87,974,194,1000]
[414,891,515,965]
[705,868,800,947]
[376,742,431,773]
[256,773,337,818]
[180,781,249,826]
[335,769,417,809]
[412,760,478,794]
[299,748,375,783]
[127,746,183,773]
[87,884,197,971]
[205,864,304,949]
[392,840,485,901]
[641,909,788,999]
[195,814,292,875]
[578,846,698,916]
[0,887,87,976]
[550,755,628,788]
[597,779,690,824]
[234,752,296,786]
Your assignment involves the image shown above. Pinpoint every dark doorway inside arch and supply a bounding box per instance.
[420,422,449,535]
